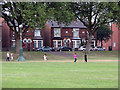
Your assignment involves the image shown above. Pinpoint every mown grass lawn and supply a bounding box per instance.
[2,62,118,88]
[65,51,118,60]
[2,51,118,61]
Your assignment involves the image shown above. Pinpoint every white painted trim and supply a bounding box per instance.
[33,40,43,48]
[72,40,81,48]
[73,28,79,38]
[53,40,62,48]
[91,40,95,47]
[12,40,15,41]
[54,28,61,37]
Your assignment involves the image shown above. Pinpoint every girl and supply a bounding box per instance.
[11,53,13,61]
[73,53,77,62]
[44,53,47,61]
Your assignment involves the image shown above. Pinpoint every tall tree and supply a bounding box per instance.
[2,2,50,52]
[97,25,112,47]
[2,2,74,53]
[68,2,118,53]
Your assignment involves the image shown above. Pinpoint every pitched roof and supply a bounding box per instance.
[46,19,87,28]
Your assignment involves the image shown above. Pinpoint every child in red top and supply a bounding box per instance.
[73,53,77,62]
[11,53,13,61]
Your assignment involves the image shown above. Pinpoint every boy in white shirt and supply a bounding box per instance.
[44,53,47,61]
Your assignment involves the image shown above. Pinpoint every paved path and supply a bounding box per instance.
[1,60,119,63]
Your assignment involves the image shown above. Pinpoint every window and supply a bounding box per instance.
[34,40,43,48]
[38,41,42,48]
[54,28,61,37]
[13,41,15,47]
[53,41,57,48]
[72,40,80,48]
[53,40,62,48]
[58,41,62,47]
[34,28,40,36]
[66,31,68,33]
[113,42,116,47]
[73,41,75,48]
[73,28,79,38]
[82,31,85,34]
[91,40,95,47]
[28,39,32,43]
[77,41,80,48]
[34,41,37,48]
[23,38,27,43]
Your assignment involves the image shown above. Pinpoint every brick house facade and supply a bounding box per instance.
[1,18,10,51]
[10,27,44,51]
[43,20,96,50]
[1,18,97,51]
[3,18,44,51]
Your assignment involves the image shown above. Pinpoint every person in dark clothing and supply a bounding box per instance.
[84,53,87,62]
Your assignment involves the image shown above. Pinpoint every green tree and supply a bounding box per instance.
[2,2,74,53]
[2,2,51,52]
[97,25,112,47]
[68,2,118,53]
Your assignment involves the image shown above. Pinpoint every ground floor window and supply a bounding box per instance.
[34,41,37,48]
[12,40,15,47]
[53,40,62,48]
[58,41,62,47]
[53,41,57,48]
[33,40,43,48]
[113,42,116,47]
[72,40,81,48]
[91,40,95,47]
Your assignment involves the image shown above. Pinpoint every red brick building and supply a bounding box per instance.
[43,20,96,50]
[10,27,44,51]
[1,18,10,51]
[97,23,120,51]
[1,18,44,51]
[2,18,96,51]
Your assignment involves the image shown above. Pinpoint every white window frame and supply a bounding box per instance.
[113,42,116,47]
[54,28,61,37]
[12,40,15,47]
[72,40,81,48]
[91,40,95,47]
[53,40,62,48]
[73,28,79,38]
[34,28,41,37]
[33,40,43,48]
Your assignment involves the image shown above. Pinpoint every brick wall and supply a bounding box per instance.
[2,19,10,51]
[102,23,119,51]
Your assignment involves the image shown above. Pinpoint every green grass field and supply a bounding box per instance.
[2,51,118,61]
[2,62,118,88]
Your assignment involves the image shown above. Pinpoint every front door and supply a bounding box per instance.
[27,44,31,51]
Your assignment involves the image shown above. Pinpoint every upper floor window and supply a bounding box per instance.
[73,28,79,38]
[82,31,85,34]
[34,28,40,36]
[54,28,61,37]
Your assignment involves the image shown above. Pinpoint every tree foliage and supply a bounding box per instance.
[2,2,53,34]
[2,2,74,52]
[97,25,112,47]
[68,2,119,53]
